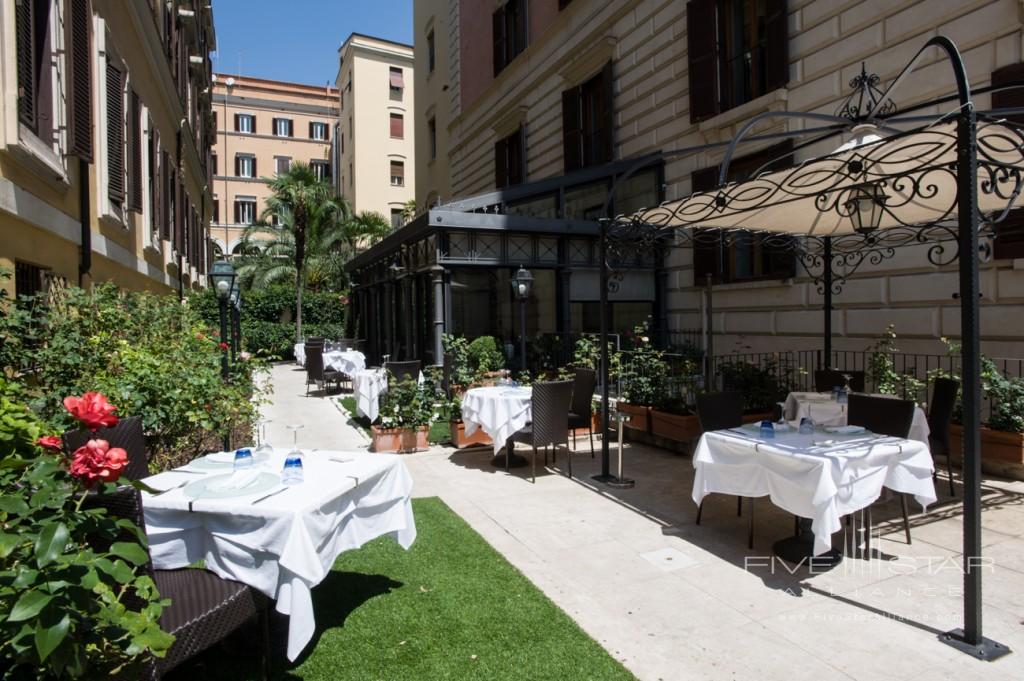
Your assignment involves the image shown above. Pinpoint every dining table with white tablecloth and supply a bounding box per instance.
[323,349,366,376]
[141,449,416,662]
[782,391,931,444]
[692,423,937,556]
[460,386,533,455]
[352,368,425,422]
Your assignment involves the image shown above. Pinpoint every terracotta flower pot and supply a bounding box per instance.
[650,410,701,442]
[450,421,492,448]
[950,424,1024,464]
[371,425,430,453]
[616,403,652,434]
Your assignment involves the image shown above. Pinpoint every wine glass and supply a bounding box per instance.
[282,424,305,485]
[254,418,273,458]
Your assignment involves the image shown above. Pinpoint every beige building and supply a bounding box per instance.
[210,74,337,256]
[0,0,216,300]
[336,33,415,229]
[414,0,453,209]
[410,0,1024,359]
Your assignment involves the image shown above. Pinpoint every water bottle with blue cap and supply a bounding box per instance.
[233,448,254,470]
[759,420,775,439]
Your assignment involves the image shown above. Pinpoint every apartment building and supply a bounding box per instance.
[336,33,415,229]
[210,74,338,255]
[0,0,216,300]
[394,0,1024,359]
[414,0,453,210]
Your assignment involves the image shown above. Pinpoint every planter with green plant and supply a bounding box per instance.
[617,325,668,434]
[716,358,792,423]
[372,376,437,453]
[442,335,508,449]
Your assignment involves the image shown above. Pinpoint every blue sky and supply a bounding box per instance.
[211,0,413,86]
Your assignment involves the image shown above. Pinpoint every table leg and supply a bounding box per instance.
[772,517,842,570]
[490,439,528,469]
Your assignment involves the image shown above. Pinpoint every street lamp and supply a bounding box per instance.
[846,184,888,235]
[229,281,241,364]
[210,260,236,380]
[510,266,533,374]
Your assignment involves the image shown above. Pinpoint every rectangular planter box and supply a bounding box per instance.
[616,403,652,434]
[950,424,1024,464]
[650,410,701,442]
[371,425,429,453]
[450,421,493,449]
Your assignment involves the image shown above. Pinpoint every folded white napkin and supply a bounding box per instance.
[207,469,262,492]
[204,451,236,464]
[826,425,865,434]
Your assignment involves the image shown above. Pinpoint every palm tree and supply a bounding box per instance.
[400,199,417,225]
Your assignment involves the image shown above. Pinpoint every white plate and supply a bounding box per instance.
[825,425,866,434]
[183,471,279,499]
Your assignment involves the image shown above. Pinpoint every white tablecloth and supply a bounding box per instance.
[692,427,936,556]
[353,369,425,422]
[324,350,366,376]
[461,386,532,455]
[783,392,930,444]
[141,449,416,661]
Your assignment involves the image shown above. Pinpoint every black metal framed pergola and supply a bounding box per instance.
[594,37,1020,661]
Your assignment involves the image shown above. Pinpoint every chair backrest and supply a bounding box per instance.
[570,368,596,417]
[305,344,327,381]
[695,391,743,432]
[847,393,915,438]
[927,378,960,453]
[385,360,421,383]
[64,415,149,481]
[814,369,865,393]
[531,380,574,447]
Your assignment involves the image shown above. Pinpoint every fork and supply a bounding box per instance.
[153,480,190,496]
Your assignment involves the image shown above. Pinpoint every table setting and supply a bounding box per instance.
[782,390,930,444]
[460,384,533,466]
[139,425,416,662]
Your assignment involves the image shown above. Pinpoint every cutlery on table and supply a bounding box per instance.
[153,480,190,496]
[329,457,353,464]
[251,487,287,505]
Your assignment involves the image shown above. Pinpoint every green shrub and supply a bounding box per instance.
[466,336,505,374]
[619,323,669,407]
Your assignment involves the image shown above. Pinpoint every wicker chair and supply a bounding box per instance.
[84,487,269,680]
[927,378,960,497]
[305,344,342,395]
[511,380,574,483]
[384,360,421,384]
[848,393,916,544]
[814,369,865,393]
[63,416,149,481]
[567,368,597,457]
[695,391,755,548]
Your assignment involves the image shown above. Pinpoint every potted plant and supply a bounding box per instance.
[716,358,792,424]
[443,334,506,448]
[371,376,435,453]
[617,324,668,434]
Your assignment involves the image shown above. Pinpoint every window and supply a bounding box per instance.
[494,126,524,188]
[427,30,436,72]
[493,0,527,77]
[311,160,330,182]
[562,61,613,173]
[235,154,255,178]
[391,209,403,230]
[234,113,255,133]
[15,261,46,299]
[687,0,788,122]
[691,140,796,284]
[274,156,290,175]
[213,198,219,223]
[15,0,54,143]
[234,196,256,224]
[273,117,293,137]
[106,59,126,209]
[991,62,1024,259]
[211,153,218,175]
[127,90,143,212]
[390,160,404,186]
[309,121,328,140]
[428,117,437,160]
[389,67,404,92]
[390,113,404,139]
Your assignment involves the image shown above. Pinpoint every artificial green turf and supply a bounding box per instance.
[337,396,371,435]
[165,497,636,681]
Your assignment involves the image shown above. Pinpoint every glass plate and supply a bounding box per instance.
[189,450,271,470]
[183,472,279,499]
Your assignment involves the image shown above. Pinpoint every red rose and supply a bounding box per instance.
[69,439,128,487]
[63,392,118,432]
[219,342,229,350]
[196,332,206,340]
[37,435,63,452]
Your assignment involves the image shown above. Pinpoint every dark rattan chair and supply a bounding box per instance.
[694,391,755,548]
[848,393,916,544]
[511,380,574,483]
[927,378,960,497]
[64,416,149,481]
[85,486,269,680]
[385,360,421,383]
[567,368,597,457]
[305,344,342,395]
[814,369,865,393]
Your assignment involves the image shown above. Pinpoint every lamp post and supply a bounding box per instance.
[210,260,236,380]
[511,266,533,375]
[229,281,240,364]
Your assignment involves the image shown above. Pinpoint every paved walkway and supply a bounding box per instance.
[265,363,1024,681]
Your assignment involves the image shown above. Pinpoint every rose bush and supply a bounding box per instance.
[68,439,128,488]
[63,392,118,431]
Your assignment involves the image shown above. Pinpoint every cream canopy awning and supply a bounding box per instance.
[626,118,1024,236]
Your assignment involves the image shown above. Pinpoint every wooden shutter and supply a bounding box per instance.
[128,90,142,212]
[512,0,527,56]
[161,155,171,240]
[390,114,403,138]
[233,200,240,224]
[66,0,93,160]
[175,182,184,253]
[562,87,582,172]
[598,60,614,165]
[321,123,329,141]
[15,0,36,127]
[251,156,257,177]
[288,119,294,137]
[492,7,505,77]
[106,62,125,205]
[152,130,162,236]
[308,121,314,139]
[992,63,1024,259]
[691,166,721,284]
[234,154,240,176]
[234,113,240,131]
[687,0,719,123]
[763,0,789,92]
[494,138,507,189]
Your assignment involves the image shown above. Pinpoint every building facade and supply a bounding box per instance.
[336,33,416,229]
[210,74,337,256]
[413,0,454,210]
[402,0,1024,361]
[0,0,216,300]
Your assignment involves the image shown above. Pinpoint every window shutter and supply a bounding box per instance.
[598,60,614,165]
[128,90,142,211]
[322,123,329,141]
[152,130,162,236]
[494,138,507,189]
[175,183,185,253]
[106,62,125,205]
[234,200,240,224]
[691,166,721,284]
[562,87,582,173]
[234,155,240,176]
[992,63,1024,259]
[308,121,314,138]
[161,157,172,240]
[492,7,505,77]
[763,0,789,92]
[15,0,36,127]
[251,156,257,177]
[234,113,240,131]
[513,0,527,55]
[66,0,93,160]
[687,0,719,123]
[390,114,403,138]
[288,119,294,137]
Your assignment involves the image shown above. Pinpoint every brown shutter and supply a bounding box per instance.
[152,130,162,236]
[687,0,719,123]
[234,113,240,131]
[390,113,403,138]
[161,158,172,240]
[992,63,1024,259]
[492,7,505,77]
[763,0,789,92]
[175,182,184,253]
[308,121,314,138]
[106,62,125,205]
[66,0,93,160]
[234,200,240,224]
[494,138,507,189]
[598,60,614,164]
[15,0,36,127]
[251,156,257,177]
[562,87,582,172]
[128,90,143,211]
[234,154,240,176]
[288,119,294,137]
[321,123,329,141]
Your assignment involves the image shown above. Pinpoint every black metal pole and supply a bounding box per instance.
[519,296,527,375]
[230,306,239,364]
[218,299,229,379]
[598,218,611,478]
[823,236,833,369]
[705,273,714,388]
